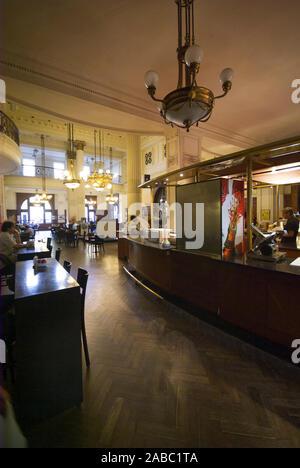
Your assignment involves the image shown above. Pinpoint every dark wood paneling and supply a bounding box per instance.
[126,238,300,348]
[118,237,129,260]
[171,250,221,313]
[128,241,172,293]
[219,262,267,337]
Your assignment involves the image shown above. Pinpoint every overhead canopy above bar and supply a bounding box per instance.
[138,135,300,189]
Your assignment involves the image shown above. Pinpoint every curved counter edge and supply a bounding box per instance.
[119,237,300,349]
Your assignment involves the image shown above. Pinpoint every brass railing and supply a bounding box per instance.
[0,110,20,146]
[9,164,123,184]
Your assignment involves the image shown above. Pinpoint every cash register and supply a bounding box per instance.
[248,224,287,262]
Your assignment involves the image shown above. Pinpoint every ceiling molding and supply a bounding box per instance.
[3,100,128,151]
[1,50,261,149]
[0,50,162,124]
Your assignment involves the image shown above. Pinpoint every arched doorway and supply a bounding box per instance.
[20,196,53,225]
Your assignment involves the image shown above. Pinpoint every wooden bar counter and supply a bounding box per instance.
[119,236,300,349]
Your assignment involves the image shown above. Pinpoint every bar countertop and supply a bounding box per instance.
[122,235,300,277]
[15,258,79,300]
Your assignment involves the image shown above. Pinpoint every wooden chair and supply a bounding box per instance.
[87,235,104,254]
[55,248,61,262]
[1,293,16,382]
[63,260,72,273]
[47,237,52,250]
[77,268,90,367]
[0,253,15,289]
[65,231,78,247]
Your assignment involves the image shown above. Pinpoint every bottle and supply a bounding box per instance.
[33,256,38,270]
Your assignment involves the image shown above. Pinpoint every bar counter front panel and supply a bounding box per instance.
[120,237,300,348]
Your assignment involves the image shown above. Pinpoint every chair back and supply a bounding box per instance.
[77,268,89,305]
[47,237,52,249]
[63,260,72,273]
[95,235,104,245]
[55,248,61,262]
[20,232,30,242]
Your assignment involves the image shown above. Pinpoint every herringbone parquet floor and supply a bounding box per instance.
[20,237,300,448]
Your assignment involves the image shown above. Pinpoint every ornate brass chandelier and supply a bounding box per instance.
[144,0,234,132]
[106,193,118,205]
[85,197,97,205]
[105,147,118,204]
[86,130,113,191]
[63,123,81,189]
[34,134,52,203]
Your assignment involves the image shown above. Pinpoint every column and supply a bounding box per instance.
[126,134,141,216]
[67,140,86,222]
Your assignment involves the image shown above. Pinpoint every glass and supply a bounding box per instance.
[21,199,28,209]
[30,206,44,224]
[53,162,65,180]
[45,211,52,223]
[21,212,28,224]
[23,159,35,177]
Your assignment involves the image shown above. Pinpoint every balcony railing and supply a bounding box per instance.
[0,110,20,146]
[8,164,123,184]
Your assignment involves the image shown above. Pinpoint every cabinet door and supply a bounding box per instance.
[219,264,267,337]
[265,275,300,346]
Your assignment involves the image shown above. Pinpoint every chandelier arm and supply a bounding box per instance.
[214,90,228,100]
[147,86,164,103]
[214,81,232,100]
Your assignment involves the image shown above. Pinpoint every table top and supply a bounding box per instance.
[15,258,79,300]
[18,241,49,256]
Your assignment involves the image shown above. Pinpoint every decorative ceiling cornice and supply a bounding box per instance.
[3,100,127,152]
[1,50,261,150]
[0,49,161,124]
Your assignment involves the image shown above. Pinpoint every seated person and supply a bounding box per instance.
[0,221,23,265]
[24,224,34,238]
[277,207,299,247]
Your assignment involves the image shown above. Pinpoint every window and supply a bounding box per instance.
[20,197,53,224]
[53,162,65,180]
[23,159,35,177]
[81,165,90,181]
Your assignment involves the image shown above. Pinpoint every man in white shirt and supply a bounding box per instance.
[0,221,23,265]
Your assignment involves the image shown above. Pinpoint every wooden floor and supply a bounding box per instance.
[16,236,300,447]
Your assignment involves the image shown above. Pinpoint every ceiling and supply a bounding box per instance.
[2,0,300,145]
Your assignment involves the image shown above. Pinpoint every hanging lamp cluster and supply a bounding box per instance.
[144,0,234,132]
[85,129,113,191]
[105,146,118,204]
[63,123,81,189]
[32,135,53,204]
[85,197,97,205]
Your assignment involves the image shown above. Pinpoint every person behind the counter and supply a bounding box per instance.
[279,207,299,246]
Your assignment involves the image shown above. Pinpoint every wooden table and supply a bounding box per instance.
[14,258,83,424]
[17,241,50,261]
